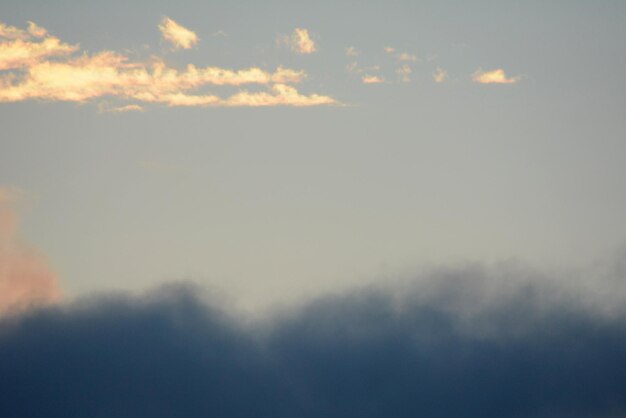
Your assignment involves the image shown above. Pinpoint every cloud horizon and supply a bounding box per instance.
[2,250,626,417]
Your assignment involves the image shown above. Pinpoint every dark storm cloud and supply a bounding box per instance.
[2,261,626,418]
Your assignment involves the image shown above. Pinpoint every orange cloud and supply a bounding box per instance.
[0,21,335,108]
[472,68,521,84]
[0,188,61,316]
[159,17,199,50]
[361,75,385,84]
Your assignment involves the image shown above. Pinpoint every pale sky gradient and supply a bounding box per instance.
[1,0,625,311]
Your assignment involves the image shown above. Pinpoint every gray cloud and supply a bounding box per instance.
[2,256,626,418]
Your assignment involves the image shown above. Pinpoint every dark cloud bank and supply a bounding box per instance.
[2,259,626,418]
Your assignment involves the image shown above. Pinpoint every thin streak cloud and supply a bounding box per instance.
[361,75,385,84]
[472,68,521,84]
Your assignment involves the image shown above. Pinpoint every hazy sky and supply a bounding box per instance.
[4,3,626,417]
[1,0,625,311]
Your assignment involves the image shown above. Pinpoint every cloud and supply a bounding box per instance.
[2,255,626,417]
[158,17,199,50]
[433,67,447,83]
[281,28,316,54]
[397,64,412,82]
[384,47,417,62]
[472,68,521,84]
[0,21,336,108]
[397,52,417,62]
[110,105,144,113]
[345,46,358,57]
[0,21,48,40]
[224,83,335,107]
[0,187,61,316]
[361,75,385,84]
[0,21,77,70]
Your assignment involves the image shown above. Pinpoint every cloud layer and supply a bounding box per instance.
[2,257,626,417]
[0,20,336,108]
[0,188,61,315]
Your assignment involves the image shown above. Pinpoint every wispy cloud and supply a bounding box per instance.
[0,187,61,316]
[280,28,317,54]
[433,67,448,83]
[345,46,358,57]
[472,68,521,84]
[384,46,417,62]
[397,64,412,83]
[103,104,145,113]
[397,52,417,62]
[159,17,199,50]
[0,21,336,108]
[361,75,385,84]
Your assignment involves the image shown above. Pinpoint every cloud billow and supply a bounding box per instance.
[2,260,626,418]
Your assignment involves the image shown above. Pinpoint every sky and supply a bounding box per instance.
[1,1,626,416]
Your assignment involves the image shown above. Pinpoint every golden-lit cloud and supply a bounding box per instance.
[0,21,336,108]
[0,54,309,104]
[281,28,316,54]
[472,68,521,84]
[159,17,199,50]
[361,75,385,84]
[397,64,412,83]
[433,68,448,83]
[0,21,48,40]
[384,46,395,54]
[0,21,77,70]
[0,187,61,316]
[105,104,145,113]
[225,84,335,107]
